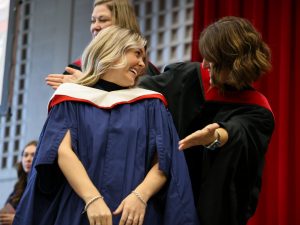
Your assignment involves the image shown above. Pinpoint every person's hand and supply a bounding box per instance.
[0,213,15,225]
[45,67,84,89]
[179,123,220,150]
[113,192,147,225]
[86,198,112,225]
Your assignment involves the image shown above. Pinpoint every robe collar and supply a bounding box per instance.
[48,83,167,112]
[200,63,273,113]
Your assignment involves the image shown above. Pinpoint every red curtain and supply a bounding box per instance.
[192,0,300,225]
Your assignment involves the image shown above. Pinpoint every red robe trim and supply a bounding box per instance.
[72,59,81,67]
[200,64,273,113]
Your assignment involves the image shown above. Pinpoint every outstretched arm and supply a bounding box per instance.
[113,157,167,225]
[45,67,84,89]
[58,130,112,225]
[179,123,228,150]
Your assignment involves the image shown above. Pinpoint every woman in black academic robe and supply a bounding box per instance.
[139,16,275,225]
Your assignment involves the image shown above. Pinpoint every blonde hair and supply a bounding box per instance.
[93,0,141,34]
[200,16,271,90]
[78,26,147,86]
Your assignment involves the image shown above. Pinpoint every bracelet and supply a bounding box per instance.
[132,190,147,206]
[81,195,104,214]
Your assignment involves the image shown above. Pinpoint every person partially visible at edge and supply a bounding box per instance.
[0,141,37,225]
[139,16,275,225]
[45,0,159,90]
[13,26,199,225]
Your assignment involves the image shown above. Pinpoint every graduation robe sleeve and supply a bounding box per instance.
[194,104,274,225]
[34,101,78,193]
[12,101,78,225]
[147,99,199,225]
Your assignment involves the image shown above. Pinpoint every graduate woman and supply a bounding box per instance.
[12,26,199,225]
[139,16,275,225]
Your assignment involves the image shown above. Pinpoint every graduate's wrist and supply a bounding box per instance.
[82,190,102,204]
[81,195,104,214]
[131,190,147,206]
[134,186,150,202]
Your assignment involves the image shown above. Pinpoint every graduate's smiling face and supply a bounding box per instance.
[102,48,146,87]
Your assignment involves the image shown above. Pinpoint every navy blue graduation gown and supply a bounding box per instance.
[12,85,199,225]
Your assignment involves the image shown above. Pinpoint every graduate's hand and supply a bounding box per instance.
[86,198,112,225]
[0,213,15,225]
[179,123,220,150]
[113,193,146,225]
[45,67,84,89]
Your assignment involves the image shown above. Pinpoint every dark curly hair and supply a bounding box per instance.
[199,16,271,91]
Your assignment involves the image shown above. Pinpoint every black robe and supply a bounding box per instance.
[139,62,275,225]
